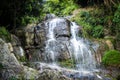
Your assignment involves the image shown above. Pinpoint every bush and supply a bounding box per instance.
[0,27,11,42]
[43,0,78,16]
[102,50,120,67]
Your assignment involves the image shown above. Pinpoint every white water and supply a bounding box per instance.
[45,18,67,63]
[45,18,97,71]
[70,22,96,70]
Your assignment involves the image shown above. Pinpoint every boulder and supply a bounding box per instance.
[0,38,39,79]
[0,38,23,79]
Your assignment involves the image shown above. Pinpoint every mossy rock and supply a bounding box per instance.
[102,50,120,67]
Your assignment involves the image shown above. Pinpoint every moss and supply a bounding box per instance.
[58,59,75,68]
[102,50,120,67]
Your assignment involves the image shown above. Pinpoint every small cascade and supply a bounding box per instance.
[45,18,68,63]
[69,22,96,70]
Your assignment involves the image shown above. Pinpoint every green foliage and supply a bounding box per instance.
[43,0,78,16]
[21,16,38,26]
[0,27,11,42]
[102,50,120,67]
[0,0,43,29]
[113,5,120,23]
[112,4,120,40]
[72,10,104,38]
[92,25,104,38]
[19,0,44,26]
[59,59,75,68]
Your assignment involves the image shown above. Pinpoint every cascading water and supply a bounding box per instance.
[44,18,97,71]
[70,22,96,70]
[45,18,68,63]
[45,19,57,63]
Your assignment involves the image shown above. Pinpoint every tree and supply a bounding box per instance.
[0,0,43,30]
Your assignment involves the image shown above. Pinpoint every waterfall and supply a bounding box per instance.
[45,18,67,63]
[70,22,96,70]
[44,18,97,71]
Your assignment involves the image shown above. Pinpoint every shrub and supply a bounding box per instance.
[102,50,120,67]
[43,0,78,16]
[0,27,11,42]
